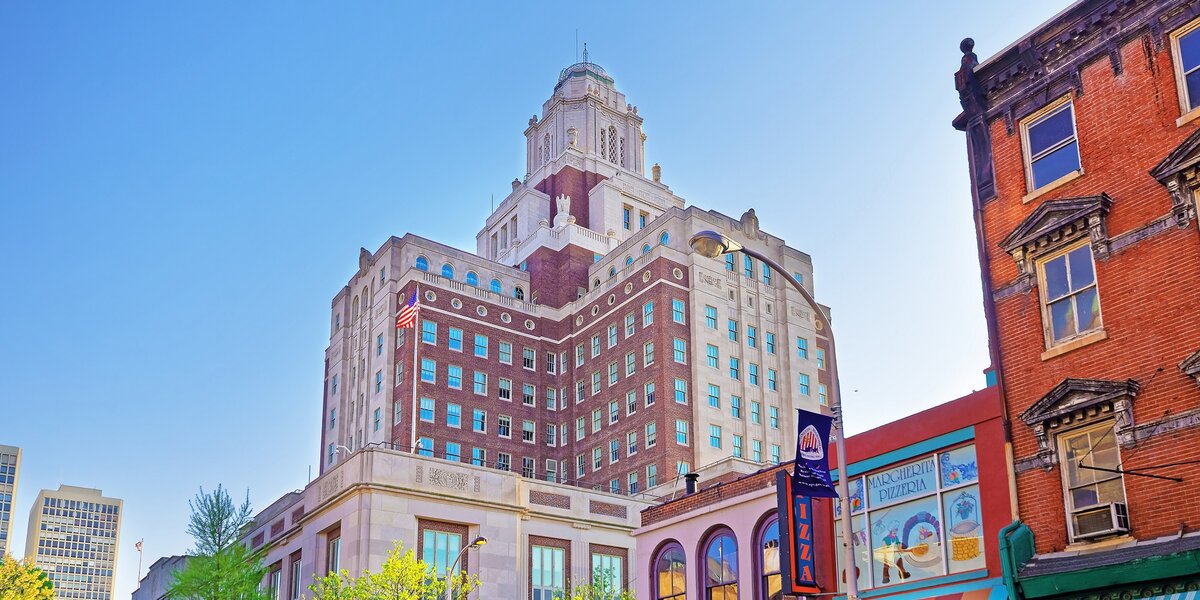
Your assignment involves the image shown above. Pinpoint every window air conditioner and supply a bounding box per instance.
[1072,502,1130,540]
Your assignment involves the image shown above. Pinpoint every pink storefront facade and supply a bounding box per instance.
[633,385,1013,600]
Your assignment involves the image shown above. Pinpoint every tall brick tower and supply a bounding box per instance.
[954,1,1200,598]
[321,57,831,495]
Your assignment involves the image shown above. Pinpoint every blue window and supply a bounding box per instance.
[419,398,435,422]
[377,334,384,355]
[659,231,669,245]
[743,254,754,278]
[747,326,757,348]
[642,244,651,255]
[799,373,810,396]
[441,263,454,279]
[421,320,436,345]
[766,332,776,354]
[421,359,435,383]
[767,369,777,391]
[417,437,433,457]
[730,357,740,380]
[447,365,462,389]
[1178,26,1200,110]
[706,344,719,368]
[445,442,461,462]
[623,206,631,229]
[639,212,647,228]
[709,425,722,448]
[731,396,742,419]
[466,271,479,287]
[705,305,717,328]
[674,379,688,404]
[448,328,463,351]
[474,334,488,357]
[489,279,502,294]
[762,262,772,285]
[728,319,738,342]
[643,301,654,326]
[626,255,633,265]
[446,403,461,428]
[415,256,429,271]
[725,254,735,271]
[797,337,809,359]
[375,370,383,392]
[749,363,759,386]
[1024,101,1080,190]
[671,299,685,323]
[707,384,720,408]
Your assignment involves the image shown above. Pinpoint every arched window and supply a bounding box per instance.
[593,278,601,289]
[608,266,617,278]
[415,256,429,271]
[659,231,670,246]
[757,516,781,600]
[361,288,369,311]
[352,296,360,320]
[543,133,551,165]
[514,286,525,300]
[703,531,738,599]
[625,256,633,266]
[490,279,502,294]
[653,543,686,600]
[620,137,626,167]
[441,264,454,280]
[466,271,479,287]
[600,127,608,160]
[642,244,652,255]
[607,126,618,163]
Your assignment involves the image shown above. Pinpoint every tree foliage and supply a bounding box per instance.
[167,485,267,600]
[309,542,480,600]
[0,556,53,600]
[561,568,636,600]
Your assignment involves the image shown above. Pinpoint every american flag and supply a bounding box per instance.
[396,291,420,329]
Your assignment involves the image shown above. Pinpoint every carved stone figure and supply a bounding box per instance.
[529,114,539,126]
[567,127,578,148]
[556,193,571,215]
[740,208,761,238]
[358,247,371,274]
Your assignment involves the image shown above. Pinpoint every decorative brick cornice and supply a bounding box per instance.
[954,0,1200,133]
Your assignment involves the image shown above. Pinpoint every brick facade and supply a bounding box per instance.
[956,0,1200,555]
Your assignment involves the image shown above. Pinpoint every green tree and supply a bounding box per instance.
[561,568,636,600]
[0,555,54,600]
[309,542,480,600]
[166,485,268,600]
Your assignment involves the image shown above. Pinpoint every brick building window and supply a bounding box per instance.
[474,334,488,358]
[647,463,659,487]
[1021,97,1081,192]
[643,301,654,326]
[523,347,536,370]
[546,423,557,446]
[500,342,513,365]
[472,409,486,433]
[817,348,826,370]
[627,431,638,456]
[472,448,485,466]
[628,472,639,494]
[421,359,436,383]
[446,403,461,428]
[674,379,688,404]
[546,388,557,411]
[445,442,461,462]
[625,352,636,376]
[609,362,619,385]
[592,371,603,395]
[675,420,689,445]
[625,313,636,337]
[498,416,512,438]
[546,460,558,482]
[421,320,437,345]
[419,398,435,422]
[576,454,586,478]
[645,382,656,406]
[1038,242,1102,346]
[671,299,685,324]
[576,381,586,403]
[646,422,657,447]
[417,437,433,457]
[447,366,462,389]
[626,390,638,415]
[609,400,619,424]
[497,452,511,471]
[819,384,828,405]
[546,351,556,374]
[473,372,487,395]
[592,335,601,357]
[593,447,603,471]
[448,328,462,352]
[576,344,585,367]
[523,384,536,406]
[592,409,603,433]
[608,325,618,348]
[1060,422,1127,542]
[610,440,620,463]
[1171,19,1200,112]
[644,342,655,366]
[672,338,687,363]
[523,457,536,477]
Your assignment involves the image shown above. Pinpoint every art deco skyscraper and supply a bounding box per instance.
[0,444,19,557]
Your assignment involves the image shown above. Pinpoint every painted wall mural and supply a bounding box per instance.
[834,444,983,590]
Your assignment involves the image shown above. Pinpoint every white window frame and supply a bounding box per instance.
[1019,96,1082,194]
[1035,240,1103,349]
[1171,17,1200,117]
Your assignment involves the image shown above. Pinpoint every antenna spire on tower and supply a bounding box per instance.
[582,42,589,64]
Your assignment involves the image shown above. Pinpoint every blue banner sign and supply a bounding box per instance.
[791,409,838,498]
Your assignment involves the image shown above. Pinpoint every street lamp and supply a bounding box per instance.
[445,536,487,600]
[689,229,859,600]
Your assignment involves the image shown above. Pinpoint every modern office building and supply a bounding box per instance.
[954,1,1200,599]
[25,485,123,600]
[321,55,833,496]
[0,444,20,557]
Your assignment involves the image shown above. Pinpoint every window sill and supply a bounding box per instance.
[1023,169,1084,204]
[1041,329,1108,361]
[1063,534,1135,553]
[1177,106,1200,127]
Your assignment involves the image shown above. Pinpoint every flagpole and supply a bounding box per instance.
[409,284,421,455]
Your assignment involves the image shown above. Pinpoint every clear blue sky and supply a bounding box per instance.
[0,2,1071,597]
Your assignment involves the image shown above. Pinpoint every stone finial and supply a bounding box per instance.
[529,114,539,126]
[567,127,578,148]
[539,218,549,228]
[740,209,761,238]
[651,163,661,182]
[607,228,617,238]
[358,247,371,273]
[956,37,986,115]
[512,178,520,190]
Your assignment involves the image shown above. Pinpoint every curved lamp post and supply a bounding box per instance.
[689,229,859,600]
[445,536,487,600]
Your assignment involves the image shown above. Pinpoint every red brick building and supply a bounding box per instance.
[954,2,1200,599]
[633,385,1012,600]
[319,58,833,498]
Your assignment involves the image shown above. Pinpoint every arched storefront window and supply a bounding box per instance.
[654,543,687,600]
[465,271,479,287]
[441,263,454,280]
[703,531,738,600]
[757,517,782,600]
[415,256,429,271]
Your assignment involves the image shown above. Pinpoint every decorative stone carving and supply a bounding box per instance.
[317,472,343,504]
[999,195,1112,276]
[567,127,578,148]
[1020,378,1141,468]
[698,272,723,290]
[358,247,371,275]
[512,178,520,190]
[1180,349,1200,386]
[737,208,767,240]
[529,114,538,126]
[651,163,661,182]
[555,194,570,215]
[427,467,469,491]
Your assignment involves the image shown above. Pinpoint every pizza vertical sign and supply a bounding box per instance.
[776,409,838,594]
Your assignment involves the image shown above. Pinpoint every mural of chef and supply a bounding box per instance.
[877,525,911,584]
